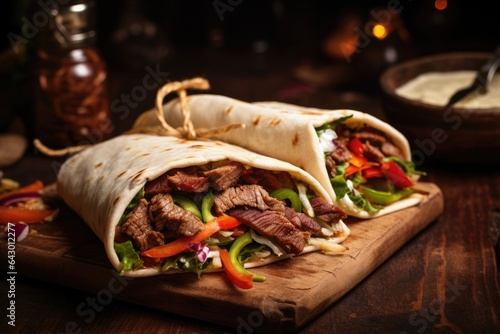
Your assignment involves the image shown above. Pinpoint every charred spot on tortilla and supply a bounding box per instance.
[125,147,132,151]
[141,153,151,157]
[269,118,281,127]
[292,132,299,146]
[174,138,188,144]
[188,145,205,149]
[297,109,322,116]
[131,168,147,182]
[94,162,103,168]
[224,106,233,114]
[252,115,262,126]
[113,196,121,206]
[117,171,127,178]
[162,148,173,152]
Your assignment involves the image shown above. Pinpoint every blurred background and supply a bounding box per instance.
[0,0,498,158]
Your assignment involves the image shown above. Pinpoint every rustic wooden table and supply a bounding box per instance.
[1,50,499,334]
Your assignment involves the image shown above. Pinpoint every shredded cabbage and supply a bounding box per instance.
[250,229,285,256]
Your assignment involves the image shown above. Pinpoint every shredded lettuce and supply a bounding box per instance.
[315,115,353,133]
[114,241,143,275]
[384,156,426,177]
[161,252,212,278]
[331,174,382,214]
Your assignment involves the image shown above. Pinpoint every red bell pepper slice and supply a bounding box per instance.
[141,219,220,258]
[0,206,54,224]
[220,249,253,289]
[214,215,241,230]
[348,138,365,156]
[362,167,384,179]
[348,154,368,168]
[140,215,241,259]
[0,180,44,202]
[381,161,414,188]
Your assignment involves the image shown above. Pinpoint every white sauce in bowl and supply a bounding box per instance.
[395,71,500,108]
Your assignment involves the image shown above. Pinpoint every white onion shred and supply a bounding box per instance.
[254,250,271,258]
[219,230,234,237]
[321,227,334,236]
[207,250,222,268]
[308,237,347,253]
[250,229,285,256]
[318,129,338,153]
[297,183,314,217]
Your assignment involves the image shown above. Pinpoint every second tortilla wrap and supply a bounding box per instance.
[133,94,424,218]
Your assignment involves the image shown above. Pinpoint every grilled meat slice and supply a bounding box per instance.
[212,184,285,215]
[363,141,385,163]
[309,197,347,223]
[144,173,171,199]
[228,207,305,254]
[284,207,322,235]
[204,161,246,191]
[330,144,352,164]
[121,199,164,252]
[167,169,209,193]
[241,168,295,192]
[149,193,205,237]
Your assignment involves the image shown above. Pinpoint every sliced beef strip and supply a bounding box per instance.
[353,129,386,146]
[144,173,172,199]
[149,193,205,237]
[353,128,405,160]
[241,168,295,192]
[329,145,352,164]
[325,155,337,178]
[120,199,165,252]
[309,197,347,223]
[167,169,209,193]
[381,141,404,160]
[284,207,321,235]
[363,141,385,163]
[212,184,285,215]
[228,207,305,254]
[204,161,246,191]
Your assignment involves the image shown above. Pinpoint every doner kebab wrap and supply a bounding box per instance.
[133,79,426,219]
[48,80,350,289]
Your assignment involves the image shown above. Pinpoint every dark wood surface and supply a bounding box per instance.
[2,49,500,334]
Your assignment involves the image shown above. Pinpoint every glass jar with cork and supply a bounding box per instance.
[33,0,113,148]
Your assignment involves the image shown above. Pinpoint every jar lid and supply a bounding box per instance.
[40,0,98,49]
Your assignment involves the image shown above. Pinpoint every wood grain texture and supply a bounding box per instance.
[0,180,442,333]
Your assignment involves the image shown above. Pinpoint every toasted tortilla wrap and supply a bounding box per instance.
[57,134,349,279]
[133,94,424,218]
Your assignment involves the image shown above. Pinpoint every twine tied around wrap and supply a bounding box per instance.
[127,77,245,139]
[34,77,245,156]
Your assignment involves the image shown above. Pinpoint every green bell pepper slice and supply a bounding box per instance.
[361,186,415,205]
[229,232,266,282]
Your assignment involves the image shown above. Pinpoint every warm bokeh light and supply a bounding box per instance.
[435,0,447,10]
[372,24,388,40]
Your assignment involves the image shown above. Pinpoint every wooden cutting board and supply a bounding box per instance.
[1,182,443,333]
